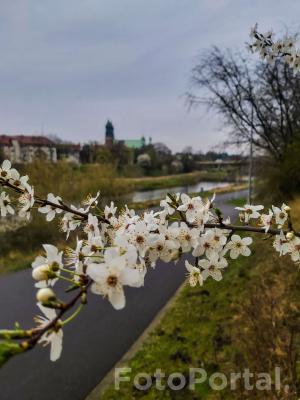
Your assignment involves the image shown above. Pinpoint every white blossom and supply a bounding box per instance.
[82,191,100,209]
[288,237,300,262]
[185,260,203,287]
[160,195,177,215]
[84,213,100,239]
[38,193,63,222]
[176,222,200,253]
[19,186,35,219]
[82,236,103,257]
[87,248,143,309]
[104,201,117,221]
[272,204,288,228]
[260,210,273,233]
[35,304,63,362]
[127,221,151,257]
[236,204,264,223]
[9,169,30,191]
[198,253,228,281]
[32,244,63,288]
[177,193,203,223]
[65,238,85,275]
[143,210,160,231]
[61,206,86,238]
[193,208,211,231]
[192,229,226,258]
[159,194,179,221]
[0,160,17,181]
[226,235,252,259]
[273,231,289,256]
[148,232,179,263]
[0,191,14,217]
[249,23,258,38]
[249,24,300,74]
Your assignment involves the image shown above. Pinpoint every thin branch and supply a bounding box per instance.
[0,178,110,224]
[25,280,91,350]
[204,223,300,237]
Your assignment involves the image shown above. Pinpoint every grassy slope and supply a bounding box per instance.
[101,198,300,400]
[225,196,247,207]
[101,253,252,399]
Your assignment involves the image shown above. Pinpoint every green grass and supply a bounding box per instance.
[225,196,247,207]
[0,250,34,275]
[101,252,253,399]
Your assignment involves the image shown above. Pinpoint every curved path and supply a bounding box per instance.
[0,190,246,400]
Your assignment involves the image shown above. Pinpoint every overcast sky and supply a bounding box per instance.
[0,0,300,152]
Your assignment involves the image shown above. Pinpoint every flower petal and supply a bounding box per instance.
[49,330,63,362]
[87,263,108,283]
[109,289,126,310]
[120,267,143,287]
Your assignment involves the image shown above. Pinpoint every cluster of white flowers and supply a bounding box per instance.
[236,202,300,260]
[1,158,300,361]
[0,160,33,219]
[249,23,300,73]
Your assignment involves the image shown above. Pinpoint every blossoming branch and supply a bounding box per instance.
[248,23,300,72]
[0,158,299,365]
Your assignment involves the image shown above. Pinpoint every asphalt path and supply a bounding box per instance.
[0,190,246,400]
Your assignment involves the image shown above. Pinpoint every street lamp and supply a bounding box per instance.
[248,107,254,204]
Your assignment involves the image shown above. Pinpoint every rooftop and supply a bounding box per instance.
[123,139,145,149]
[0,135,55,146]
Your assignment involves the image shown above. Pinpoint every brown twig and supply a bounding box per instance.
[0,177,109,223]
[204,223,300,237]
[24,280,92,350]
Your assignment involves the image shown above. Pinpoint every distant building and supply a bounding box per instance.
[123,137,146,149]
[56,143,81,163]
[105,120,115,149]
[104,120,146,149]
[0,135,57,163]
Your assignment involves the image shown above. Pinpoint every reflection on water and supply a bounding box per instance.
[131,181,232,203]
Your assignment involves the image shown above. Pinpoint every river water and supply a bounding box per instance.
[131,181,232,203]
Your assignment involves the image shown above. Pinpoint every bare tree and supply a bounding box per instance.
[187,47,300,162]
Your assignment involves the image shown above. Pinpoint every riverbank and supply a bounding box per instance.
[127,183,247,210]
[118,170,229,192]
[99,197,300,400]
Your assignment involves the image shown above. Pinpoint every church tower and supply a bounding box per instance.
[105,120,114,148]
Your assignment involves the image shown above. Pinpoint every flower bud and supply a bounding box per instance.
[32,265,50,281]
[81,292,87,304]
[286,231,294,241]
[36,288,56,303]
[283,205,291,212]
